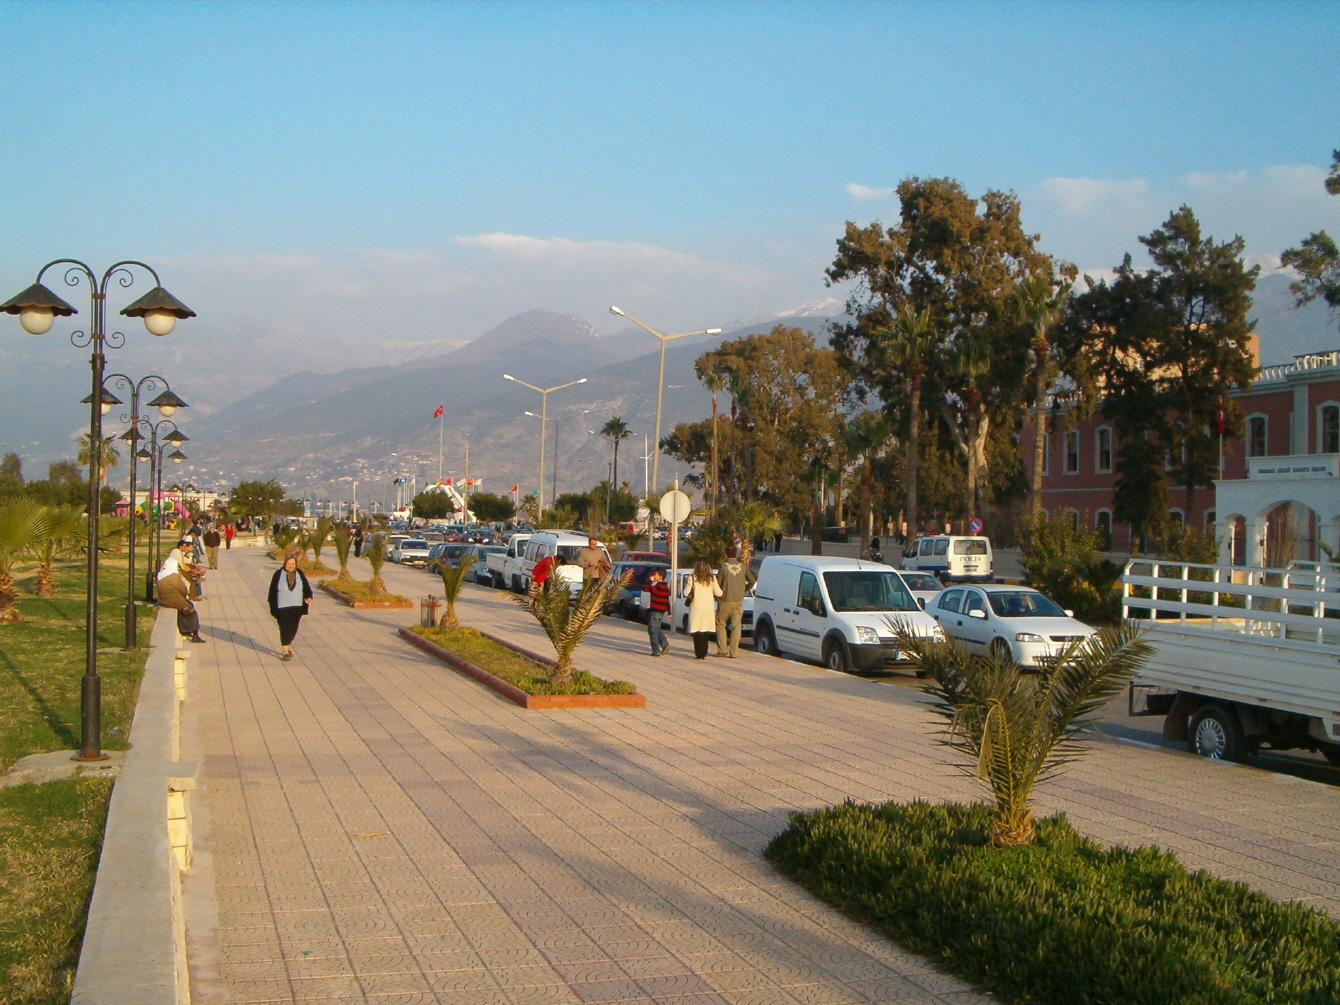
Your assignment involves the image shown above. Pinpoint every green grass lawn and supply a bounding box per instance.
[765,800,1340,1005]
[0,546,153,1005]
[411,624,636,695]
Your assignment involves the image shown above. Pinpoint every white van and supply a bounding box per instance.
[901,535,993,583]
[520,532,612,593]
[752,556,944,673]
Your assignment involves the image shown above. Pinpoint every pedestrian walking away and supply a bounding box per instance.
[268,552,314,661]
[223,522,235,550]
[204,525,222,568]
[353,526,364,558]
[645,567,671,656]
[685,560,722,659]
[157,539,206,643]
[577,537,611,581]
[715,544,751,657]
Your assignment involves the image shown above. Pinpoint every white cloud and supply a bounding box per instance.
[846,183,896,200]
[1037,176,1149,218]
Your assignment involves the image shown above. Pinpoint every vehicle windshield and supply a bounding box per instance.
[986,591,1066,618]
[822,571,918,612]
[901,573,940,592]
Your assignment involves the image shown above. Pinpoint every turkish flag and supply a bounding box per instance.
[1216,404,1226,435]
[510,485,519,493]
[433,404,444,418]
[445,477,453,485]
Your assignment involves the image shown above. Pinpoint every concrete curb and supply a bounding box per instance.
[73,609,198,1005]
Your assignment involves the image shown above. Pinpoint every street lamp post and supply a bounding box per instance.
[526,409,590,505]
[109,377,187,649]
[136,422,188,604]
[608,307,720,498]
[503,374,587,514]
[1,261,193,761]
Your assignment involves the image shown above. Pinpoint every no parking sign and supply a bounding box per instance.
[968,517,984,534]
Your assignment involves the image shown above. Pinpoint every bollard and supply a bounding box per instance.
[420,595,440,628]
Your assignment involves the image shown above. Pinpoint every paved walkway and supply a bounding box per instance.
[183,548,1340,1005]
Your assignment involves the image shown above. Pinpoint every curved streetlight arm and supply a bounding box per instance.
[608,306,721,342]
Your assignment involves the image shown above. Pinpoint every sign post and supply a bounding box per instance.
[659,480,692,619]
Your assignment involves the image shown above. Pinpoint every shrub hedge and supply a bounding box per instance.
[764,800,1340,1005]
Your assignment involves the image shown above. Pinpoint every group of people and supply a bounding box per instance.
[644,545,751,661]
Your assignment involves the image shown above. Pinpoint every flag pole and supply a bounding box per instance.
[438,411,444,483]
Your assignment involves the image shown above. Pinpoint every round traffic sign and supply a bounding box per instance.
[659,490,691,523]
[968,517,984,534]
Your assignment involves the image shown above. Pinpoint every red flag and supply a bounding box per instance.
[510,484,519,493]
[433,404,444,418]
[445,477,453,485]
[1216,404,1226,435]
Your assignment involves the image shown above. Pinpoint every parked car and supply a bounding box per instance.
[620,550,665,564]
[901,535,994,583]
[752,556,943,673]
[520,532,612,594]
[389,538,432,567]
[661,568,753,639]
[608,561,670,621]
[926,584,1094,666]
[899,571,944,609]
[426,542,475,575]
[468,545,507,584]
[487,533,532,590]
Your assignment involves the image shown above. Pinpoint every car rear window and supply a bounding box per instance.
[953,539,989,555]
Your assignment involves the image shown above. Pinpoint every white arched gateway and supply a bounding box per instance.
[1215,453,1340,566]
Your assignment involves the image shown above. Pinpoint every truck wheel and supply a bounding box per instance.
[824,639,848,673]
[511,575,521,592]
[1322,745,1340,767]
[756,622,780,657]
[1189,705,1248,762]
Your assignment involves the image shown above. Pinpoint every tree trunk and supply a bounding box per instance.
[1031,342,1048,519]
[859,458,872,559]
[612,439,619,496]
[34,562,55,598]
[906,374,921,539]
[0,571,19,622]
[835,465,845,527]
[710,394,719,518]
[1184,436,1195,530]
[811,485,824,555]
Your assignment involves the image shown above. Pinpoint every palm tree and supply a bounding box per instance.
[76,434,120,482]
[600,416,632,498]
[511,572,629,684]
[1016,280,1070,519]
[364,534,388,597]
[889,620,1149,847]
[701,371,727,517]
[737,500,782,568]
[841,413,888,560]
[0,500,46,621]
[435,552,473,629]
[882,309,936,539]
[306,517,333,571]
[31,505,84,597]
[332,523,354,581]
[946,333,992,522]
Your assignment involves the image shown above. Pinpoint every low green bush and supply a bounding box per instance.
[765,800,1340,1005]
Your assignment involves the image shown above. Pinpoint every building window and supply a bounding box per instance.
[1064,430,1079,474]
[1095,510,1112,550]
[1168,508,1185,531]
[1095,427,1112,473]
[1041,433,1049,475]
[1205,510,1216,534]
[1247,414,1267,457]
[1065,509,1080,532]
[1320,404,1339,454]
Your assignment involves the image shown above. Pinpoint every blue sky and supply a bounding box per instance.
[2,0,1339,345]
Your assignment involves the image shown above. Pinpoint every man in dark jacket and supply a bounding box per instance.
[203,525,222,568]
[715,545,751,658]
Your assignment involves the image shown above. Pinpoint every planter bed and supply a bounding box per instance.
[765,800,1340,1005]
[399,625,644,708]
[320,582,412,609]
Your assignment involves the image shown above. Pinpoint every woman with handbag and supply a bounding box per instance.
[684,560,722,660]
[267,552,314,661]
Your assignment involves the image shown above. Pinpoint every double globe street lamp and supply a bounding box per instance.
[0,260,194,762]
[131,420,188,606]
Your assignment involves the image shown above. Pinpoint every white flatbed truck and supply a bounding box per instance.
[486,534,531,592]
[1122,559,1340,764]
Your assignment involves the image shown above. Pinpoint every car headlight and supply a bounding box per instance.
[1015,632,1046,643]
[855,626,880,646]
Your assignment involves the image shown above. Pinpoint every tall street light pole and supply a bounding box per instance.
[526,409,591,506]
[109,377,187,649]
[503,374,587,515]
[608,307,720,498]
[137,422,188,603]
[1,260,194,761]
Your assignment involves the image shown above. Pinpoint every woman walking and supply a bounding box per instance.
[685,560,722,660]
[267,552,314,661]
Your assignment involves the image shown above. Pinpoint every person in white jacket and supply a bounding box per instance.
[685,560,722,660]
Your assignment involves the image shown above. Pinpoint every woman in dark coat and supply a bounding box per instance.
[267,552,314,661]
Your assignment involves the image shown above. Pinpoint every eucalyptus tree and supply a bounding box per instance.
[701,370,727,516]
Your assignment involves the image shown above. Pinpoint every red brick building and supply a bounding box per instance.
[1025,349,1340,561]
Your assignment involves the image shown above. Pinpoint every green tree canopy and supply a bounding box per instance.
[412,491,460,520]
[1280,147,1340,325]
[228,479,288,519]
[467,491,515,523]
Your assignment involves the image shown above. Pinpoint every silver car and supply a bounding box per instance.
[927,584,1095,666]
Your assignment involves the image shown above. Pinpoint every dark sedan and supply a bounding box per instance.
[608,561,670,622]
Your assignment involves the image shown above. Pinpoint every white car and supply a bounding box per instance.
[926,584,1095,666]
[661,569,753,639]
[389,538,432,567]
[898,571,943,610]
[752,556,943,673]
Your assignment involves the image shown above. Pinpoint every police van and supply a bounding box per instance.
[901,535,993,583]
